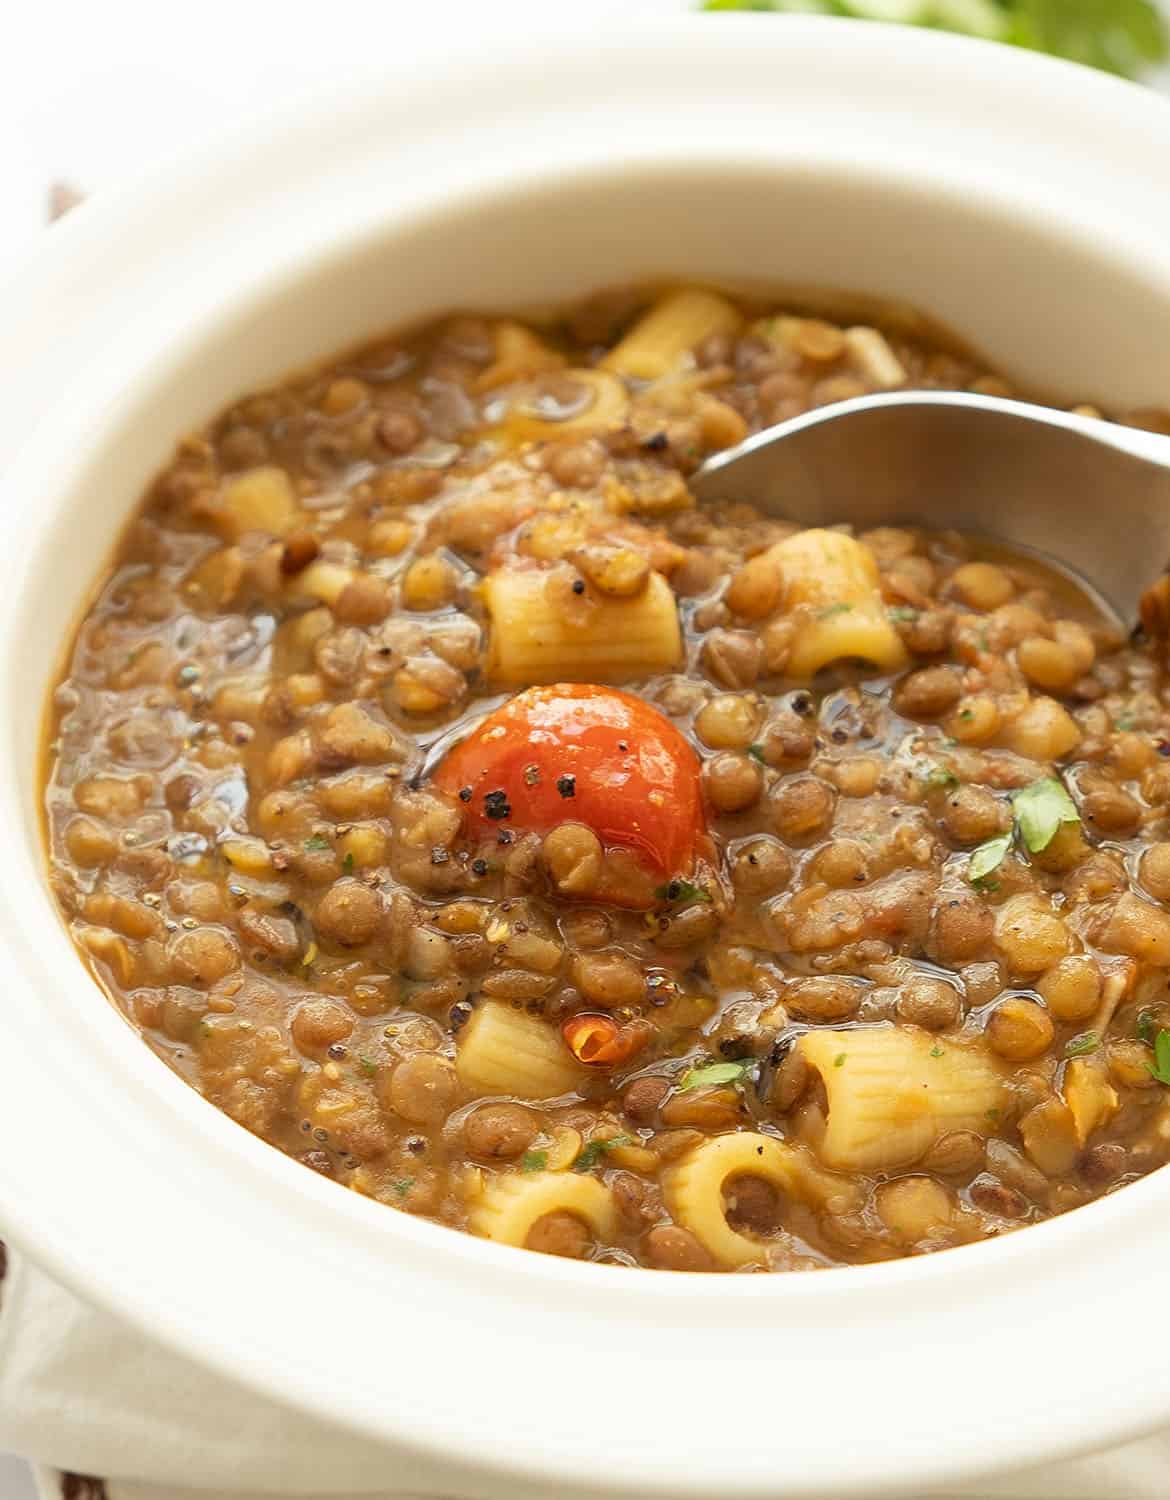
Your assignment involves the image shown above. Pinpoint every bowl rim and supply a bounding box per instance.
[5,17,1170,1497]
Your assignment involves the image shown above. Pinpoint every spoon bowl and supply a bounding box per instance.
[692,391,1170,625]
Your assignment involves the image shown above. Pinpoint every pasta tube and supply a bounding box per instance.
[602,289,742,381]
[455,1000,585,1099]
[497,369,629,443]
[1062,1058,1118,1146]
[799,1027,1006,1171]
[215,465,300,539]
[663,1132,857,1270]
[484,566,682,684]
[470,1170,617,1248]
[769,529,908,678]
[475,320,566,393]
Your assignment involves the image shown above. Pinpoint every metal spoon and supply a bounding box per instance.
[691,390,1170,626]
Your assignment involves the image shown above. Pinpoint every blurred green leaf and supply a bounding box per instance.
[701,0,1168,77]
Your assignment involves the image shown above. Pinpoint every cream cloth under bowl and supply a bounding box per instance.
[4,1248,1170,1500]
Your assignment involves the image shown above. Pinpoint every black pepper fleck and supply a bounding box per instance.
[327,1043,347,1060]
[484,789,512,820]
[471,858,489,876]
[449,1000,474,1031]
[458,785,473,802]
[643,431,669,452]
[571,578,586,596]
[497,829,514,845]
[556,774,576,798]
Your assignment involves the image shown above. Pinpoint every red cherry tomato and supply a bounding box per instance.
[433,683,704,878]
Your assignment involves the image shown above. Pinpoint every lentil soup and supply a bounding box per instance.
[43,286,1170,1272]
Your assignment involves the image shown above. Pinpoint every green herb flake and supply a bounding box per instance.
[1147,1029,1170,1087]
[748,743,768,764]
[571,1135,633,1173]
[342,852,355,875]
[834,1053,846,1068]
[303,833,331,853]
[699,0,1169,82]
[1064,1030,1100,1058]
[654,878,712,909]
[817,602,854,620]
[1012,776,1080,853]
[929,1044,944,1058]
[968,832,1012,886]
[1137,1009,1158,1045]
[985,1107,1000,1123]
[924,767,959,790]
[357,1054,378,1077]
[1115,715,1138,732]
[678,1060,755,1092]
[521,1150,548,1173]
[391,1177,415,1199]
[887,606,919,623]
[959,708,975,721]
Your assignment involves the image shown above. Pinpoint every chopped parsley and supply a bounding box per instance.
[1147,1029,1170,1086]
[655,878,712,908]
[748,743,768,764]
[677,1059,755,1092]
[887,605,919,623]
[357,1054,378,1076]
[929,1044,944,1059]
[302,833,331,852]
[924,767,959,790]
[967,776,1082,886]
[1115,715,1138,731]
[1064,1031,1100,1058]
[391,1178,415,1199]
[342,852,355,875]
[521,1149,548,1173]
[1137,1009,1158,1045]
[834,1053,846,1068]
[1012,776,1080,853]
[968,832,1012,886]
[817,602,854,620]
[571,1135,633,1172]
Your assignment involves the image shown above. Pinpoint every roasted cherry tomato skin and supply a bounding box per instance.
[433,683,704,877]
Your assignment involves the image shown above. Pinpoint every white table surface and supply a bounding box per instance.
[0,1,1167,1496]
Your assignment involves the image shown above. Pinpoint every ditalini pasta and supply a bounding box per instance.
[664,1131,859,1268]
[768,529,909,677]
[799,1027,1006,1171]
[499,369,629,443]
[602,288,742,380]
[470,1170,617,1248]
[665,1132,802,1268]
[48,281,1170,1276]
[455,1001,586,1099]
[483,566,682,684]
[211,465,300,539]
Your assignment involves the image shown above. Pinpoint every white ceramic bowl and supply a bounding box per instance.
[5,18,1170,1499]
